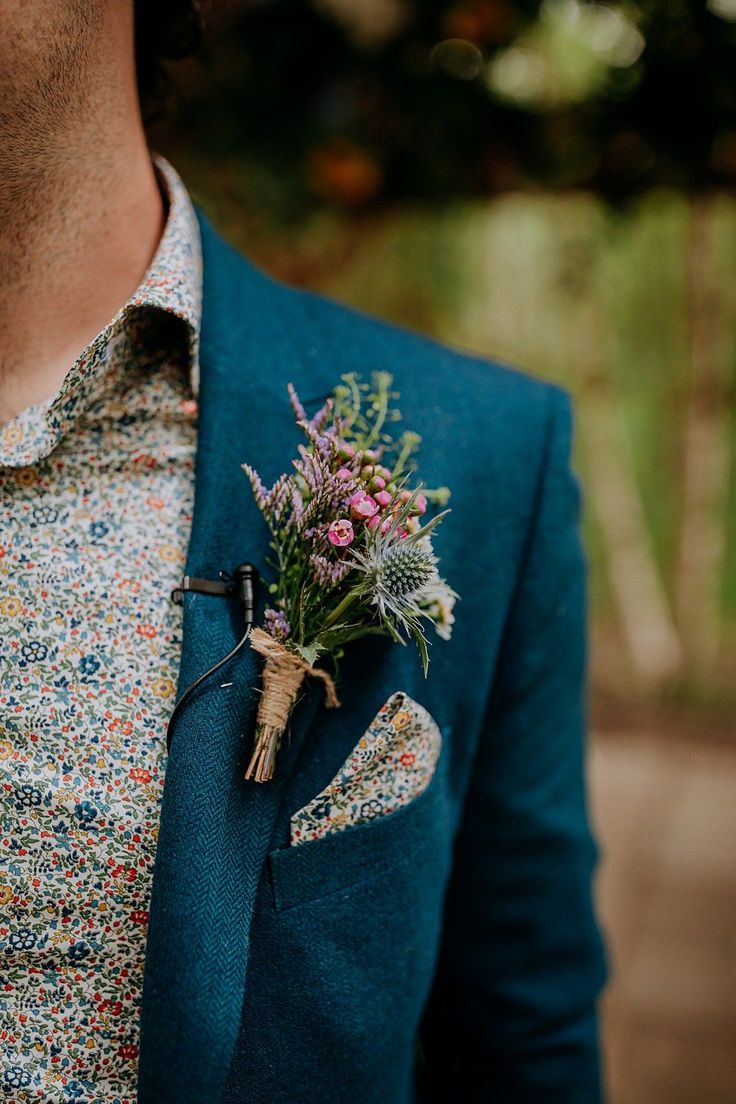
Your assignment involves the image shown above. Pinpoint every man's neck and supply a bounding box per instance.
[0,120,165,426]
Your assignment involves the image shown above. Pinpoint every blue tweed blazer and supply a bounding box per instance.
[136,208,608,1103]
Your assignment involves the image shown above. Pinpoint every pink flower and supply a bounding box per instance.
[350,491,379,520]
[374,490,392,508]
[328,519,355,547]
[414,494,428,515]
[336,467,354,481]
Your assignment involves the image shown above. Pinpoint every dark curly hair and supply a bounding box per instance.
[135,0,205,123]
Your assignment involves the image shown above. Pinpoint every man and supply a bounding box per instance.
[0,3,607,1102]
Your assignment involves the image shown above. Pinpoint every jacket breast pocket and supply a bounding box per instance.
[266,751,447,913]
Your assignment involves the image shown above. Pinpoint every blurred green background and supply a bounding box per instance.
[154,8,736,1098]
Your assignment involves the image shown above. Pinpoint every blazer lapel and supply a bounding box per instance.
[137,210,334,1103]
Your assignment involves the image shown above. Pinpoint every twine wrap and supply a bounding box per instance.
[245,627,340,782]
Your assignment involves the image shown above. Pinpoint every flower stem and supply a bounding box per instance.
[323,588,360,629]
[365,374,390,447]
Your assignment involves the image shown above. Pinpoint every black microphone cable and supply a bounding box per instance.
[166,563,259,753]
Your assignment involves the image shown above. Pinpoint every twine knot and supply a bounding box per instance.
[244,627,340,782]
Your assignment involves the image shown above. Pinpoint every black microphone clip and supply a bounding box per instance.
[171,563,259,612]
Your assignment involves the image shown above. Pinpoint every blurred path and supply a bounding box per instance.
[590,732,736,1104]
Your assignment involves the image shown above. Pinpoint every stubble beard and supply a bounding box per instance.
[0,1,106,226]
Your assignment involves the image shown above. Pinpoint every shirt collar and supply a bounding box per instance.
[137,153,203,396]
[0,154,203,469]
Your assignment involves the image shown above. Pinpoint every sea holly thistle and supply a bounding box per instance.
[240,371,458,782]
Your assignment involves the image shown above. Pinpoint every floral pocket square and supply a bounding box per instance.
[289,690,442,846]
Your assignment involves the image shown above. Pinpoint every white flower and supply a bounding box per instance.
[418,574,458,640]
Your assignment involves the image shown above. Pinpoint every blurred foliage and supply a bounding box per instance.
[159,0,736,219]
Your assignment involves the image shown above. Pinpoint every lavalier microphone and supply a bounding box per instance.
[166,562,260,752]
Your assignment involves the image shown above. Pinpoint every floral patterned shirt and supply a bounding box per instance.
[0,155,201,1103]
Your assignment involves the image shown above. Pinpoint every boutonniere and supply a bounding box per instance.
[241,371,458,782]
